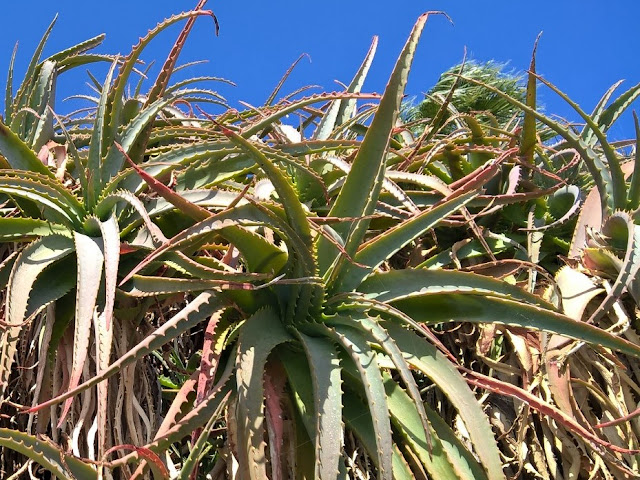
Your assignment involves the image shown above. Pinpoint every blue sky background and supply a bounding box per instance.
[2,1,639,138]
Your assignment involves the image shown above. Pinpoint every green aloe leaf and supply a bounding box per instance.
[0,429,97,479]
[105,141,238,195]
[314,36,378,140]
[94,214,119,457]
[10,15,57,120]
[242,92,379,139]
[628,111,640,210]
[120,275,259,297]
[358,269,552,307]
[520,35,539,166]
[104,10,215,147]
[235,307,292,480]
[0,218,70,241]
[457,73,619,214]
[318,14,431,277]
[335,189,478,292]
[329,324,393,480]
[217,126,312,245]
[342,389,411,480]
[385,323,505,480]
[46,33,106,64]
[0,118,54,177]
[328,315,430,447]
[584,81,640,146]
[26,60,56,151]
[586,212,640,324]
[86,60,118,208]
[120,203,295,284]
[0,235,74,395]
[534,74,627,209]
[0,171,86,228]
[393,293,640,358]
[101,95,176,183]
[384,373,487,480]
[4,43,17,122]
[296,332,343,480]
[0,251,19,290]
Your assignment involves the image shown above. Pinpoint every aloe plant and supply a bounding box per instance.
[2,3,640,479]
[0,3,240,476]
[42,13,640,480]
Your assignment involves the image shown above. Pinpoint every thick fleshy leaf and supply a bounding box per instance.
[385,324,506,480]
[0,428,97,479]
[296,332,342,480]
[341,390,409,480]
[584,81,640,147]
[314,36,378,140]
[384,373,487,480]
[119,203,295,284]
[58,231,104,426]
[95,214,119,457]
[86,60,117,208]
[0,218,70,241]
[628,111,640,210]
[392,293,640,358]
[586,212,640,324]
[334,189,478,291]
[1,235,74,395]
[329,324,393,480]
[328,315,430,446]
[359,268,552,307]
[457,74,619,214]
[26,60,56,151]
[0,170,85,227]
[119,275,258,297]
[216,125,312,245]
[101,96,176,183]
[235,307,292,480]
[317,14,431,275]
[520,35,539,167]
[10,15,57,122]
[106,141,239,195]
[4,43,17,122]
[534,74,627,209]
[242,92,380,139]
[0,119,54,177]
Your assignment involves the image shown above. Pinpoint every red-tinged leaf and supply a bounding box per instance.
[119,243,138,254]
[264,362,288,480]
[463,369,640,456]
[145,0,214,107]
[127,1,217,165]
[196,309,224,406]
[596,404,640,429]
[265,53,310,106]
[106,444,169,480]
[116,142,211,222]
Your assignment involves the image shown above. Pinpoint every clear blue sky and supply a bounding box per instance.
[3,1,639,138]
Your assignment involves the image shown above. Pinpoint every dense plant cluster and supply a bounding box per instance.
[0,2,639,479]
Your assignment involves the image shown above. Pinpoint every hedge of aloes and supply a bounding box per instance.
[1,2,639,479]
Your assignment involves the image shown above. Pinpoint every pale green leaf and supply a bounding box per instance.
[235,307,292,480]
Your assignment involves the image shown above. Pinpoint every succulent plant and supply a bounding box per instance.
[1,3,640,480]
